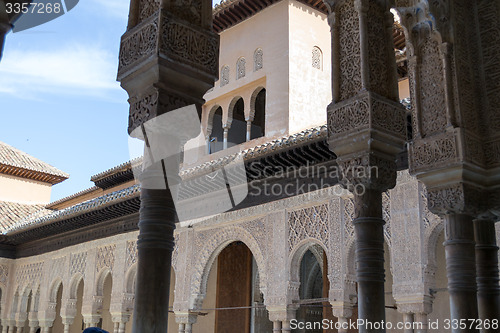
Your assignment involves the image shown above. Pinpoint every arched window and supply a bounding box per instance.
[228,97,246,147]
[220,65,230,87]
[250,87,266,140]
[209,106,224,154]
[254,48,263,71]
[312,46,322,70]
[236,57,246,79]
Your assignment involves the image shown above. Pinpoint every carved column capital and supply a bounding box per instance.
[426,183,486,217]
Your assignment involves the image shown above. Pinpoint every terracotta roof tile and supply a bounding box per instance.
[0,141,69,179]
[0,201,52,232]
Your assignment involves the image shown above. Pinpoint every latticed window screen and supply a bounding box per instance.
[312,46,322,70]
[220,65,230,87]
[254,48,263,71]
[237,57,246,79]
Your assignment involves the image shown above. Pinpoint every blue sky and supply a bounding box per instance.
[1,0,223,202]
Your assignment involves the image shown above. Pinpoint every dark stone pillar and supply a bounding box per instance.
[354,189,385,333]
[444,214,479,333]
[473,219,500,331]
[132,184,177,333]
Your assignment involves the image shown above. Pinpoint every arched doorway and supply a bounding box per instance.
[295,245,324,333]
[251,88,266,140]
[209,106,224,154]
[196,241,271,333]
[52,283,64,333]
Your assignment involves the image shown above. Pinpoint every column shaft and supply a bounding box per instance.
[354,189,386,333]
[403,313,414,333]
[178,323,185,333]
[473,219,500,330]
[132,188,176,332]
[273,321,281,332]
[281,320,291,333]
[185,323,193,333]
[246,121,252,141]
[444,214,479,332]
[413,313,428,333]
[338,317,348,333]
[118,322,126,333]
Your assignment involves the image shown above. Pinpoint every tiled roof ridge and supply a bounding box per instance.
[90,157,142,183]
[180,124,327,179]
[5,184,141,235]
[213,0,241,15]
[45,186,101,209]
[0,141,69,179]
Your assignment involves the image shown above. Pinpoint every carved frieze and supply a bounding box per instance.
[288,204,329,252]
[160,15,219,77]
[409,131,458,173]
[427,183,486,216]
[70,252,87,276]
[118,16,159,76]
[96,245,116,273]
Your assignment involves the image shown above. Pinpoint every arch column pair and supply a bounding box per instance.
[268,306,297,333]
[175,313,197,333]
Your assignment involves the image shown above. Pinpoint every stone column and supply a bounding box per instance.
[444,214,479,331]
[473,218,500,328]
[325,1,406,331]
[28,327,38,333]
[223,126,229,150]
[272,321,282,332]
[354,189,386,333]
[0,325,7,333]
[246,120,252,142]
[402,313,414,333]
[175,313,197,333]
[117,1,218,332]
[111,314,129,333]
[82,315,99,329]
[15,327,23,333]
[414,313,428,333]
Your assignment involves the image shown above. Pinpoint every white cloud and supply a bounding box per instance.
[0,43,122,99]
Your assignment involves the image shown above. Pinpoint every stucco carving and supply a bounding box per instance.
[236,57,246,79]
[125,241,138,269]
[288,204,329,252]
[220,65,230,87]
[312,47,322,70]
[96,245,116,273]
[254,48,263,71]
[70,252,87,277]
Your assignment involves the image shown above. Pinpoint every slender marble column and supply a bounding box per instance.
[403,313,414,333]
[0,325,6,333]
[273,321,282,332]
[281,320,291,333]
[246,120,252,142]
[337,317,349,333]
[444,214,479,332]
[473,219,500,330]
[223,127,229,149]
[16,327,23,333]
[178,323,185,333]
[354,189,386,333]
[414,313,428,333]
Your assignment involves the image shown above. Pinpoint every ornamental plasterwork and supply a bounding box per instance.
[236,57,246,79]
[312,47,322,70]
[96,245,116,273]
[70,252,87,277]
[190,223,268,302]
[220,65,230,87]
[15,262,43,287]
[288,203,329,252]
[0,264,8,285]
[125,241,138,270]
[254,48,263,71]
